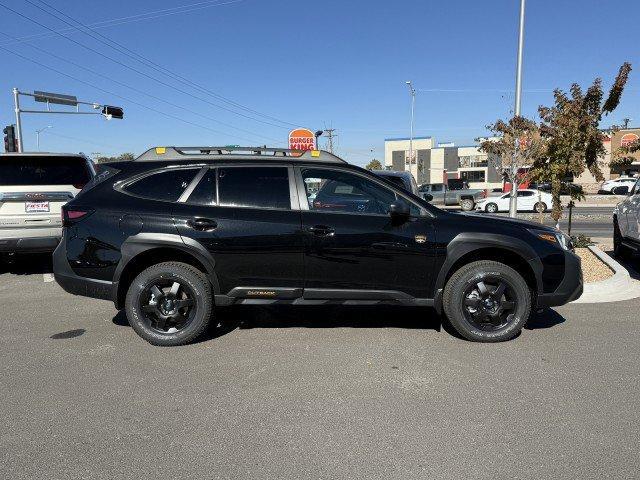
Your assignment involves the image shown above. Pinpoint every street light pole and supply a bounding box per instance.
[35,125,52,151]
[13,87,24,153]
[405,81,416,170]
[509,0,526,218]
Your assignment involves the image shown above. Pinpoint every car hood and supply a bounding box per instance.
[450,211,557,233]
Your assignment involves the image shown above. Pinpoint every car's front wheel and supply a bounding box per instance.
[443,260,532,342]
[485,202,499,213]
[125,262,213,346]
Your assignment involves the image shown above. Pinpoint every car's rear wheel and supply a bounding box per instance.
[125,261,213,346]
[460,198,475,211]
[534,202,547,213]
[485,202,498,213]
[443,260,532,342]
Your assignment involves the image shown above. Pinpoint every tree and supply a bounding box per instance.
[479,116,546,200]
[95,152,135,163]
[530,62,632,224]
[365,159,383,170]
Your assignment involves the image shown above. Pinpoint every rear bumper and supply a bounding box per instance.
[537,250,584,307]
[53,236,116,302]
[0,236,60,253]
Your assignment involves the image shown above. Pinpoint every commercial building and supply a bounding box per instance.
[383,137,502,189]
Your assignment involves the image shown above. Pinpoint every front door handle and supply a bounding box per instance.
[307,225,335,237]
[187,217,218,231]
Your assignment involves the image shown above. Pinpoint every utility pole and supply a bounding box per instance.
[13,88,24,152]
[405,81,416,168]
[324,128,336,153]
[509,0,526,218]
[622,118,631,129]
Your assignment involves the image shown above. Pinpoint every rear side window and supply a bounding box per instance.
[218,167,290,209]
[384,176,408,190]
[188,169,216,206]
[124,168,199,202]
[0,155,91,187]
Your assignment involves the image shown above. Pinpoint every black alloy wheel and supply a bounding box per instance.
[442,260,531,342]
[461,276,517,331]
[140,279,196,334]
[125,262,213,346]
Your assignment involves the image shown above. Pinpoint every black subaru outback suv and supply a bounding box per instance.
[54,146,582,345]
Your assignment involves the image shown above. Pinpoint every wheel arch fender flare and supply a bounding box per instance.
[114,233,221,294]
[434,232,543,300]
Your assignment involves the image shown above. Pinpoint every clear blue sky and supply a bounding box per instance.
[0,0,638,166]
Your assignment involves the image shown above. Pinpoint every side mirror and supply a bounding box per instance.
[389,200,410,220]
[612,185,630,196]
[423,193,433,202]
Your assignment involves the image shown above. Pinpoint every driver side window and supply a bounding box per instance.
[302,168,398,215]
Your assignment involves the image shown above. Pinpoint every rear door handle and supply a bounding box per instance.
[187,217,217,231]
[307,225,335,237]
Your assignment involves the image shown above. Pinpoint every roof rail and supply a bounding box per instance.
[135,146,347,163]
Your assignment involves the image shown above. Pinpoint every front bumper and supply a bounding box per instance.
[537,249,583,307]
[53,235,116,302]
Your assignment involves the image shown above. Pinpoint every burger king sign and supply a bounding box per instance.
[289,128,316,152]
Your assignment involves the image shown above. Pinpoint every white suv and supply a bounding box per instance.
[0,153,95,256]
[613,178,640,258]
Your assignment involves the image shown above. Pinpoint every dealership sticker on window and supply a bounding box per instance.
[25,201,50,213]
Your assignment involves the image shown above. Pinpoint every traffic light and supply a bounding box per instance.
[101,105,124,120]
[3,125,17,152]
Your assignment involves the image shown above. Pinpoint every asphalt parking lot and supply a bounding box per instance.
[1,256,639,479]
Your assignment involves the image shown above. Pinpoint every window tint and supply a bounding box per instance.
[517,190,534,197]
[125,168,198,202]
[303,168,398,215]
[218,167,290,209]
[188,169,216,205]
[384,176,409,190]
[431,184,443,192]
[0,155,91,187]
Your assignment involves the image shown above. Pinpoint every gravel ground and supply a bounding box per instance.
[575,247,613,283]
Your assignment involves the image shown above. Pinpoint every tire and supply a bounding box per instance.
[443,260,532,342]
[534,202,547,213]
[460,198,475,211]
[485,203,498,213]
[125,261,213,346]
[613,218,632,260]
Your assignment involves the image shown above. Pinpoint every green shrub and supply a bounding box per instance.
[571,234,594,248]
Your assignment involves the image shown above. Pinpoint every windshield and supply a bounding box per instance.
[0,155,92,187]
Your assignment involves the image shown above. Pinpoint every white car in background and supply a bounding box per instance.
[1,153,94,258]
[600,177,637,194]
[475,189,553,213]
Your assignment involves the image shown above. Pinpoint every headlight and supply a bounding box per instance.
[528,229,572,250]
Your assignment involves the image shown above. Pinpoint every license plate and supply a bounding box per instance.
[25,201,50,213]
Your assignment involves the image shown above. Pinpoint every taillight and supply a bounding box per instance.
[62,206,93,227]
[73,183,86,190]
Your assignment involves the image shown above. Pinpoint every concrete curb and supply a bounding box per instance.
[571,245,640,304]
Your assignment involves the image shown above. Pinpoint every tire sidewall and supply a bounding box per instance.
[486,203,498,213]
[125,264,212,346]
[461,199,474,211]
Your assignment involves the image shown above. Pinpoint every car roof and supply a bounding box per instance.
[371,170,411,178]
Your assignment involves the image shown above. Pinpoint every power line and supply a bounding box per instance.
[30,0,296,128]
[0,30,280,143]
[0,1,292,130]
[0,0,245,46]
[0,44,273,144]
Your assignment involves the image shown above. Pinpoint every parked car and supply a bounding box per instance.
[418,182,485,211]
[370,170,419,195]
[536,182,584,196]
[475,189,553,213]
[600,177,637,194]
[613,178,640,258]
[53,146,582,346]
[0,153,95,257]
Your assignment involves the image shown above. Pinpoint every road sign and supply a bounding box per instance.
[34,91,78,106]
[288,128,316,151]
